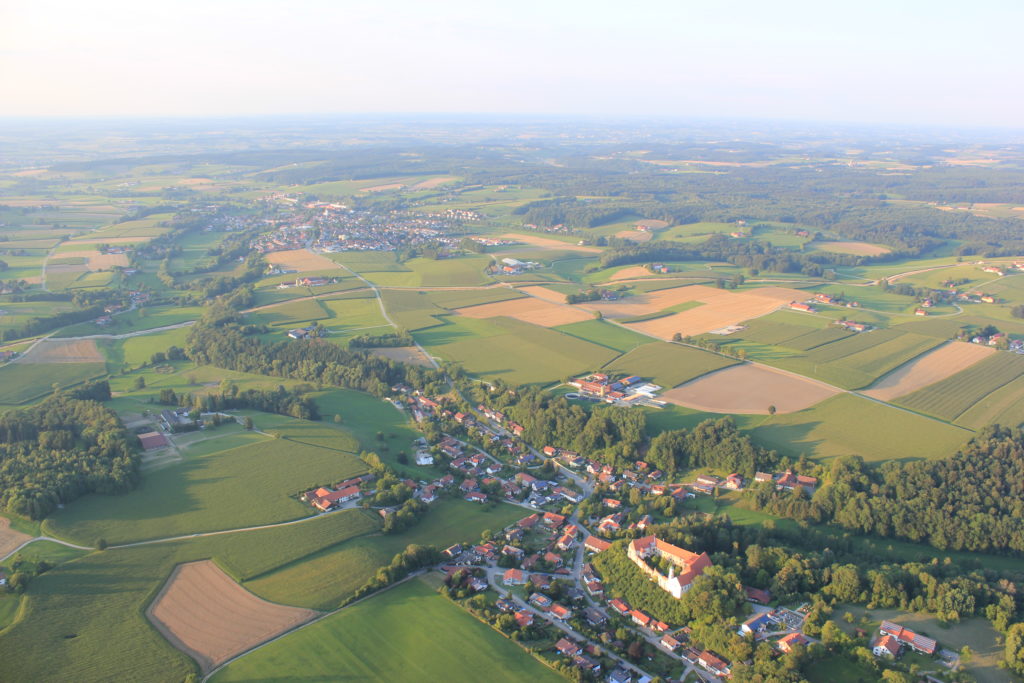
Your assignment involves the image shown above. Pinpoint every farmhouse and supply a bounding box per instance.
[873,634,901,658]
[879,620,937,655]
[627,535,712,599]
[137,431,169,450]
[307,484,361,511]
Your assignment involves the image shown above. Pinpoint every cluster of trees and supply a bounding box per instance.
[461,383,646,466]
[344,543,441,605]
[513,197,635,229]
[347,331,415,348]
[746,426,1024,554]
[183,307,448,399]
[0,385,138,519]
[156,382,320,421]
[645,417,779,479]
[564,287,622,305]
[381,498,427,534]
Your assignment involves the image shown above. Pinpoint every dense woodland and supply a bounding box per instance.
[0,382,138,519]
[747,425,1024,555]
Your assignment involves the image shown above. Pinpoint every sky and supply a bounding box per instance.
[1,0,1022,128]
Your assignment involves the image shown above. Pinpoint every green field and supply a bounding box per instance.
[423,287,526,309]
[604,341,740,387]
[553,318,651,352]
[0,362,107,404]
[418,315,620,385]
[360,256,493,287]
[0,510,380,682]
[896,352,1024,421]
[246,498,524,609]
[247,298,330,327]
[213,577,562,683]
[381,289,449,331]
[54,304,204,338]
[751,393,971,463]
[956,372,1024,430]
[43,437,368,545]
[119,326,193,366]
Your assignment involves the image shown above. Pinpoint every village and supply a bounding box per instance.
[288,384,954,682]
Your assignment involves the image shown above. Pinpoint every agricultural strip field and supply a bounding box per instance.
[381,289,449,331]
[264,249,341,272]
[147,560,317,674]
[861,341,995,401]
[0,362,106,404]
[456,295,594,327]
[759,328,947,390]
[603,342,739,387]
[895,352,1024,421]
[661,363,840,414]
[418,315,620,385]
[956,373,1024,430]
[358,256,493,287]
[417,287,525,309]
[553,319,652,352]
[0,510,379,682]
[751,393,971,463]
[246,298,330,327]
[245,498,524,609]
[43,437,368,545]
[212,577,563,683]
[517,284,571,303]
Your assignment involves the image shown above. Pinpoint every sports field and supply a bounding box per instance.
[148,560,317,673]
[603,341,739,386]
[212,577,563,683]
[245,498,524,609]
[861,341,995,401]
[662,363,839,414]
[43,437,368,545]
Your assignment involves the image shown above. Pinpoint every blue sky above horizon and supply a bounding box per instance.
[2,0,1021,128]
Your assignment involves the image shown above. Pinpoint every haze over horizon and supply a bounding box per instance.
[2,0,1022,129]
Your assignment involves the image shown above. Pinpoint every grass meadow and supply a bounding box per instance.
[0,510,379,682]
[0,362,107,404]
[553,318,651,353]
[604,341,740,387]
[43,438,368,545]
[750,394,971,463]
[245,498,525,609]
[213,576,562,683]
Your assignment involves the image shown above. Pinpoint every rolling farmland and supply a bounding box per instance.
[896,352,1024,421]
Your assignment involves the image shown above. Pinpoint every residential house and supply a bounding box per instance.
[528,593,552,610]
[740,612,774,635]
[879,621,937,655]
[584,536,611,553]
[609,598,631,616]
[549,603,572,621]
[631,609,652,628]
[584,607,607,626]
[503,568,526,586]
[542,512,566,528]
[514,609,534,628]
[556,638,582,657]
[744,586,772,605]
[777,633,808,653]
[464,492,487,503]
[698,651,731,677]
[873,634,901,658]
[661,634,681,651]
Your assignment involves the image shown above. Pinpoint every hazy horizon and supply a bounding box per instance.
[3,0,1022,128]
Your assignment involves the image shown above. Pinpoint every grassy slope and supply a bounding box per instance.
[43,438,368,545]
[246,498,525,609]
[750,393,971,463]
[0,362,107,404]
[212,577,563,683]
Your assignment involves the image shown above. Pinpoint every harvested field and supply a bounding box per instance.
[585,285,806,339]
[15,338,104,363]
[368,346,434,367]
[410,176,458,189]
[662,363,839,414]
[264,249,340,273]
[147,560,317,673]
[499,232,602,253]
[58,250,129,270]
[45,264,88,274]
[361,183,405,192]
[456,296,593,327]
[518,285,570,303]
[0,518,32,560]
[73,237,150,245]
[610,266,656,281]
[634,219,669,230]
[810,240,891,256]
[861,341,995,401]
[615,230,653,242]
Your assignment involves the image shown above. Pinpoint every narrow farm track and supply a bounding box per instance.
[0,535,94,563]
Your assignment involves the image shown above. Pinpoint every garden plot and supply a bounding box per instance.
[147,560,317,673]
[455,296,593,327]
[861,341,995,402]
[661,363,839,414]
